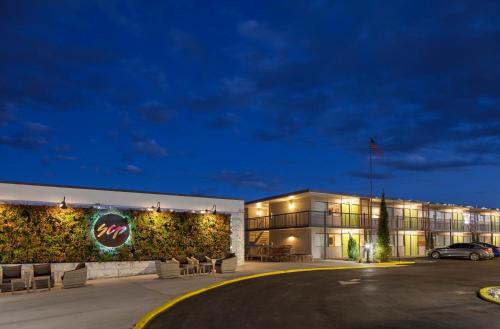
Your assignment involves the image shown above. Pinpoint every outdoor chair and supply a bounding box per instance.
[62,263,87,289]
[186,257,200,275]
[155,260,181,279]
[174,255,195,276]
[215,253,237,273]
[32,263,54,291]
[0,265,28,294]
[193,253,214,275]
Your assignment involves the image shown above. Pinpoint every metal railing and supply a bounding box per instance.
[246,211,494,233]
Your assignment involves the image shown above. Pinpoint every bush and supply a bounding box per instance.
[347,236,359,261]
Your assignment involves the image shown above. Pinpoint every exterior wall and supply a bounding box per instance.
[311,227,365,259]
[230,212,245,264]
[245,191,500,259]
[269,228,311,255]
[0,182,245,266]
[269,198,310,215]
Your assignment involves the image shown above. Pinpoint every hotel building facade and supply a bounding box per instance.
[245,190,500,259]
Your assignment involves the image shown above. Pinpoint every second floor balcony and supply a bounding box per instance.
[245,211,493,233]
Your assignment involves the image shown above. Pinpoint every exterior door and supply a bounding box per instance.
[351,204,360,227]
[494,236,500,246]
[404,235,418,256]
[342,233,360,258]
[341,204,349,226]
[404,209,411,229]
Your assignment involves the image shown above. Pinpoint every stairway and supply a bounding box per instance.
[249,231,269,245]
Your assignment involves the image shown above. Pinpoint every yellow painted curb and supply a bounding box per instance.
[478,286,500,305]
[133,262,411,329]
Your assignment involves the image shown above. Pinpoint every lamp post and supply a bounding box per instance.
[365,242,373,263]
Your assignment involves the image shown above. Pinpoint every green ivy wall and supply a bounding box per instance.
[0,204,231,264]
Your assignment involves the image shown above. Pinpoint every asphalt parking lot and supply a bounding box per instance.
[146,258,500,329]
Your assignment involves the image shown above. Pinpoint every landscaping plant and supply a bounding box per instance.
[375,193,392,262]
[347,235,359,260]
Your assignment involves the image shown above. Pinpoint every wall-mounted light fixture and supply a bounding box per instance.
[288,199,295,210]
[59,196,68,209]
[93,203,104,210]
[155,202,161,213]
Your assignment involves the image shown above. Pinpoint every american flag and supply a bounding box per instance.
[370,138,382,155]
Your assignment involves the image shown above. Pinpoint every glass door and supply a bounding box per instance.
[342,233,360,258]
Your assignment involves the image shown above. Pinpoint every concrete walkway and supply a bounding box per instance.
[0,260,362,329]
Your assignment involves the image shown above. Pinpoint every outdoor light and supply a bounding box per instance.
[288,200,295,210]
[155,202,161,213]
[211,204,217,215]
[59,196,68,209]
[93,203,104,210]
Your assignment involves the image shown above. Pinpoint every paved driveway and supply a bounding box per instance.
[147,259,500,329]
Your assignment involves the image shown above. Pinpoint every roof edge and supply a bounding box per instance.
[0,181,243,201]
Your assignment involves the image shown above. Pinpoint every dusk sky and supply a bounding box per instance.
[1,1,499,206]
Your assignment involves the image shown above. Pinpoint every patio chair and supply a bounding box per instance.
[32,263,54,291]
[62,263,87,289]
[215,253,237,273]
[174,255,195,275]
[1,265,28,294]
[155,260,181,279]
[186,257,200,275]
[193,253,214,275]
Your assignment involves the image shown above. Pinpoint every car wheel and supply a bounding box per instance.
[469,253,480,261]
[431,251,440,259]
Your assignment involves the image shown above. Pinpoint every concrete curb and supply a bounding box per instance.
[478,286,500,305]
[133,262,412,329]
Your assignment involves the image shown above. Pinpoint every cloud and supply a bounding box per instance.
[347,170,396,179]
[222,77,257,95]
[215,170,281,191]
[381,154,494,171]
[54,155,78,161]
[208,112,240,130]
[131,135,168,158]
[0,134,48,149]
[237,20,288,49]
[0,121,51,150]
[170,29,206,61]
[121,164,143,174]
[137,101,175,123]
[0,103,15,126]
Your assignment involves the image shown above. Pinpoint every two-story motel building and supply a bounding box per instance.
[245,190,500,259]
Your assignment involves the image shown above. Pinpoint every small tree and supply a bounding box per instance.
[375,193,392,262]
[347,235,359,261]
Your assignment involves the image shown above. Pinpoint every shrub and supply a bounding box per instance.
[347,235,359,261]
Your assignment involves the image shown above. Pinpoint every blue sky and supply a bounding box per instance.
[0,1,499,206]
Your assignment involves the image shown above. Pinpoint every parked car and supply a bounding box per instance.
[428,243,494,261]
[473,242,500,257]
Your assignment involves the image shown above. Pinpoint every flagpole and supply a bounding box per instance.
[369,138,374,262]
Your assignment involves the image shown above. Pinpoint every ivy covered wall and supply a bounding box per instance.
[0,204,231,264]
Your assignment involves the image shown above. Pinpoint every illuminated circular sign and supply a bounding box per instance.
[93,213,130,248]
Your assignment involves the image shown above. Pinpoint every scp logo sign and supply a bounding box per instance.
[93,213,130,248]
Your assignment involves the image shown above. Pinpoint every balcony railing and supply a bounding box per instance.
[246,211,490,233]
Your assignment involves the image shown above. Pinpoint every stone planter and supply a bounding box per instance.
[1,261,157,281]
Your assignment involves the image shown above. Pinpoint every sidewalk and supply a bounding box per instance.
[0,260,364,329]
